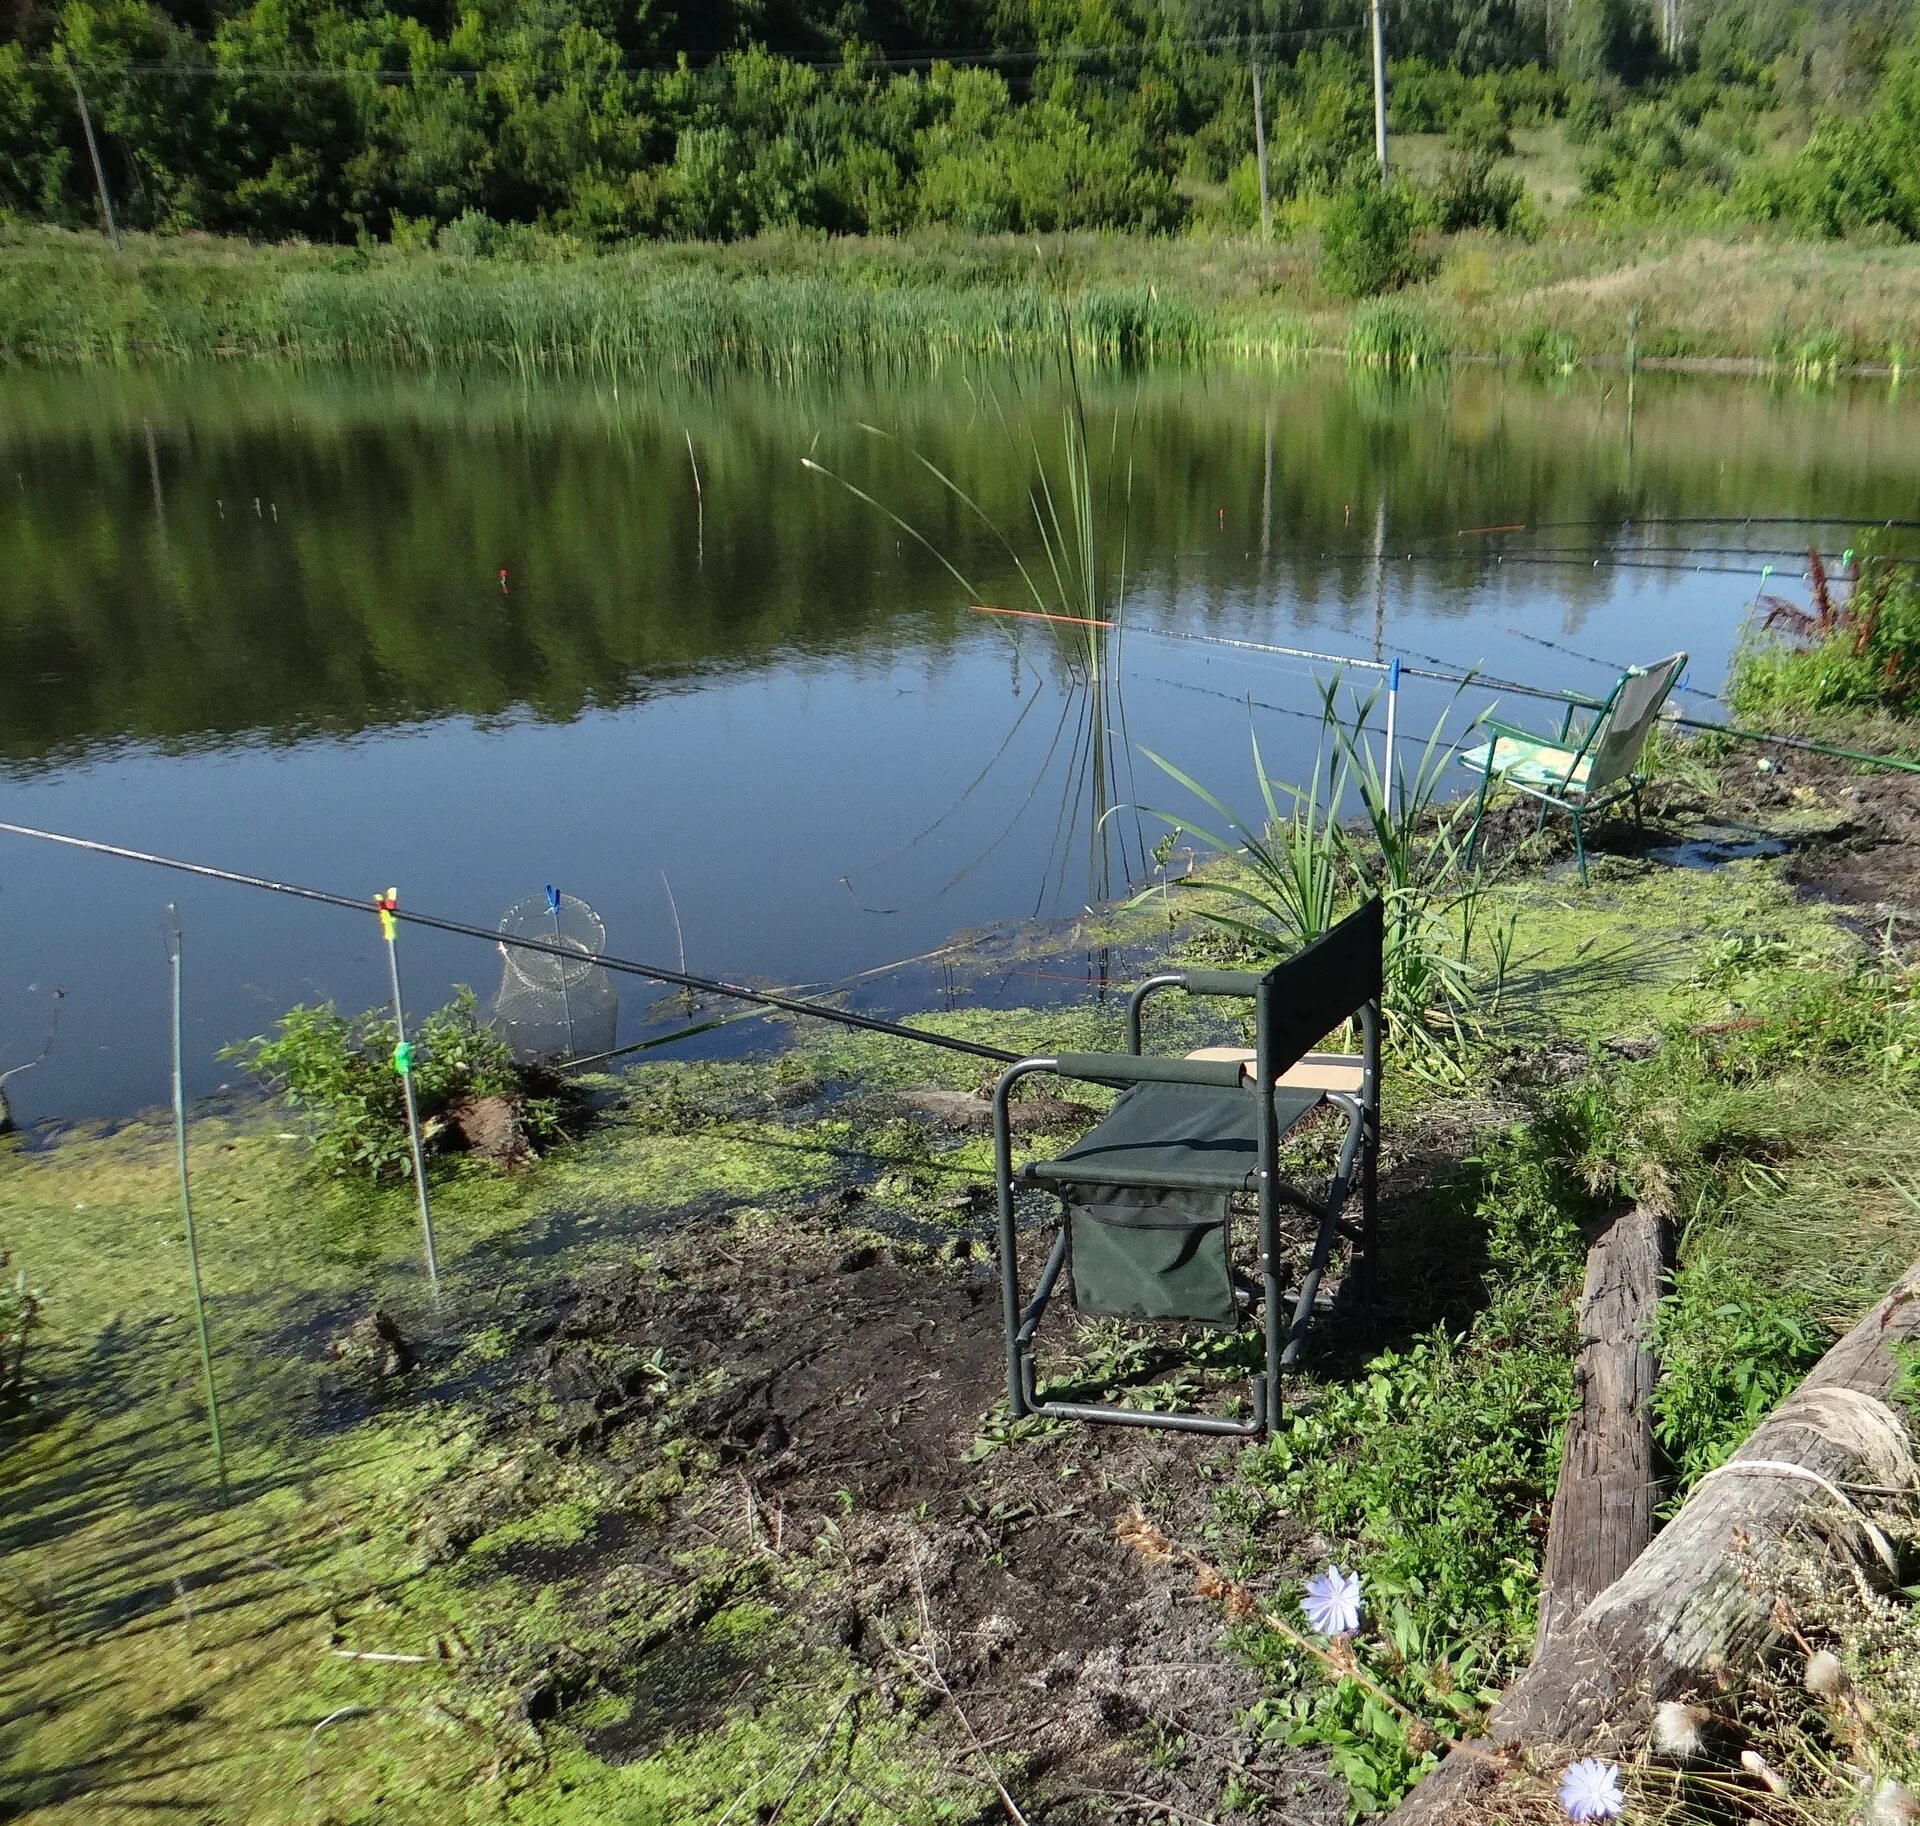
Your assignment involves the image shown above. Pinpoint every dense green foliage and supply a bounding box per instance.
[2,0,1917,249]
[223,987,564,1178]
[1318,175,1424,293]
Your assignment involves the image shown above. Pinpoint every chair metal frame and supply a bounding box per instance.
[1461,653,1688,886]
[991,900,1383,1438]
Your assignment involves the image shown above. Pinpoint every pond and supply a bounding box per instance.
[2,359,1916,1123]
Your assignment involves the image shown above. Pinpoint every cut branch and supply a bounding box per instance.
[1534,1203,1669,1650]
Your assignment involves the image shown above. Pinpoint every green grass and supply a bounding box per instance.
[7,219,1920,372]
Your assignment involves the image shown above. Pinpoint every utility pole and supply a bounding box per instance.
[1369,0,1389,179]
[1250,48,1271,241]
[65,61,121,252]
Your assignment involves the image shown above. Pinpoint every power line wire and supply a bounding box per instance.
[40,24,1371,86]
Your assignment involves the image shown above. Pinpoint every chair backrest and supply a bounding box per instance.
[1582,652,1687,792]
[1254,896,1383,1079]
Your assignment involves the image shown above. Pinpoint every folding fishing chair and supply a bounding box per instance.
[1459,651,1688,886]
[991,897,1383,1437]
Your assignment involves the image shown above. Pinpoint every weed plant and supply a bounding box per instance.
[223,987,565,1180]
[0,1249,37,1411]
[1140,678,1509,1081]
[1729,548,1920,723]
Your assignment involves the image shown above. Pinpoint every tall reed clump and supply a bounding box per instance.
[803,303,1149,902]
[1728,547,1920,723]
[1345,299,1448,370]
[1139,678,1510,1081]
[271,262,1213,375]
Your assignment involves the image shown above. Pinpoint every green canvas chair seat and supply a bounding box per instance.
[992,898,1384,1438]
[1023,1080,1326,1194]
[1461,651,1687,885]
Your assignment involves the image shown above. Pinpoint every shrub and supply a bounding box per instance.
[1319,178,1425,298]
[223,988,569,1180]
[1562,78,1622,144]
[1428,149,1535,234]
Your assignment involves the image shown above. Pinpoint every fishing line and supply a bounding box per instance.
[1502,625,1723,702]
[840,683,1046,883]
[0,820,1024,1066]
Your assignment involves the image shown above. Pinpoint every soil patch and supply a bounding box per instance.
[1766,753,1920,941]
[467,1218,1349,1823]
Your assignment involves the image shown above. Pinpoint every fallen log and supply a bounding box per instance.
[1388,1253,1920,1824]
[1534,1204,1670,1651]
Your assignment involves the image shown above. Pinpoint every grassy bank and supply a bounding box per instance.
[5,223,1920,373]
[7,736,1920,1821]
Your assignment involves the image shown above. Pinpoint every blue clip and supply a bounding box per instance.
[1388,657,1402,690]
[545,884,560,914]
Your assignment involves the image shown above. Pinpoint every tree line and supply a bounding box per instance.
[0,0,1914,245]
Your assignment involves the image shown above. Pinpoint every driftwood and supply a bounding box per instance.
[1388,1253,1920,1824]
[1534,1205,1670,1651]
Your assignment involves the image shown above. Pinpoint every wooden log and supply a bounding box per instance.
[1534,1204,1670,1651]
[1388,1253,1920,1825]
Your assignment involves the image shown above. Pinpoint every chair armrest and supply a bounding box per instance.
[1050,1052,1248,1089]
[1170,968,1264,998]
[1479,715,1547,745]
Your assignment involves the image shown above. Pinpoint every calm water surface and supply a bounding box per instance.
[3,361,1918,1121]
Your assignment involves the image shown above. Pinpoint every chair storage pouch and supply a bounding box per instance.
[1064,1184,1237,1327]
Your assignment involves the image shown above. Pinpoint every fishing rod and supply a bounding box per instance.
[1401,552,1788,580]
[1410,541,1920,569]
[1448,515,1920,538]
[974,601,1920,776]
[972,602,1587,704]
[0,820,1024,1067]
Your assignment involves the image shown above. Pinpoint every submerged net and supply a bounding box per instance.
[489,890,619,1064]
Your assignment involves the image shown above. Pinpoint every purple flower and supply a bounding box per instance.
[1558,1758,1624,1822]
[1301,1565,1362,1637]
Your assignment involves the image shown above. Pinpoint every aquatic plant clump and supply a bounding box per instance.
[223,987,569,1179]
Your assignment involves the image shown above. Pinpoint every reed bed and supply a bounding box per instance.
[0,234,1225,373]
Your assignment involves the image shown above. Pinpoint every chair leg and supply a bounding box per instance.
[1283,1103,1367,1369]
[1534,796,1551,838]
[1464,767,1493,871]
[1358,1106,1380,1302]
[1630,780,1646,835]
[993,1104,1028,1421]
[1571,812,1589,887]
